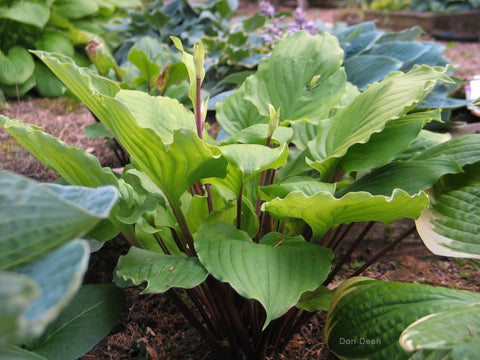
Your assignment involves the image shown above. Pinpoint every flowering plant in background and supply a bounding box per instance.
[259,1,318,43]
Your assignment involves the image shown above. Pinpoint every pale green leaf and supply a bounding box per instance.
[0,46,35,86]
[264,189,428,238]
[400,302,480,353]
[195,222,333,329]
[416,163,480,259]
[0,346,47,360]
[325,277,480,360]
[115,247,208,293]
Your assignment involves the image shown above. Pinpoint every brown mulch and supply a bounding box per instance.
[1,6,480,360]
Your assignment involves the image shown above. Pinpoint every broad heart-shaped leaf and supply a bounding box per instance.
[0,171,118,269]
[340,109,441,173]
[0,1,49,28]
[26,284,124,360]
[264,189,428,239]
[416,163,480,259]
[0,117,118,188]
[115,247,208,293]
[11,240,89,343]
[0,272,38,346]
[325,277,480,360]
[244,31,346,124]
[308,65,452,172]
[0,46,35,86]
[195,222,333,329]
[399,302,480,354]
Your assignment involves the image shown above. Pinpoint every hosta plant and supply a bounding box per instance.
[1,31,480,359]
[0,170,124,360]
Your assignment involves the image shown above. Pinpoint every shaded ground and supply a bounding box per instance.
[1,6,480,360]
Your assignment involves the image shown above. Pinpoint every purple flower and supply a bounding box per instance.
[259,1,275,17]
[303,21,318,35]
[293,7,307,26]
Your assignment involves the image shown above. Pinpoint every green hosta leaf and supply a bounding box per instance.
[195,222,333,329]
[0,1,49,28]
[244,31,346,124]
[296,286,334,312]
[115,90,196,144]
[34,63,66,98]
[0,46,35,86]
[0,171,118,269]
[0,346,47,359]
[339,156,463,197]
[0,72,36,98]
[396,130,451,161]
[219,143,288,182]
[35,31,74,58]
[115,247,208,293]
[416,163,480,259]
[216,83,267,136]
[400,302,480,354]
[11,240,89,342]
[0,117,118,188]
[26,284,124,360]
[325,277,480,360]
[221,124,293,145]
[84,122,113,139]
[52,0,99,19]
[0,272,38,345]
[264,189,428,239]
[259,177,335,200]
[340,109,441,173]
[308,65,452,171]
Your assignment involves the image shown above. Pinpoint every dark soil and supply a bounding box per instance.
[1,6,480,360]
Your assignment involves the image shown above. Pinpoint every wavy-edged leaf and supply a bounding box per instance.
[0,117,118,188]
[12,240,89,341]
[416,163,480,259]
[400,302,480,354]
[340,109,441,173]
[115,247,208,293]
[27,284,124,360]
[308,65,452,171]
[264,189,428,238]
[259,177,335,200]
[325,277,480,360]
[195,222,333,329]
[0,171,118,269]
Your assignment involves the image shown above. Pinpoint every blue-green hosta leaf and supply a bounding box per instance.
[344,54,403,91]
[0,117,118,188]
[27,284,124,360]
[340,109,441,173]
[325,277,480,360]
[0,171,118,269]
[12,240,89,342]
[308,65,452,172]
[0,46,35,86]
[244,31,346,124]
[400,302,480,354]
[115,247,208,293]
[0,1,50,28]
[264,189,428,239]
[195,222,333,329]
[416,163,480,259]
[0,272,38,345]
